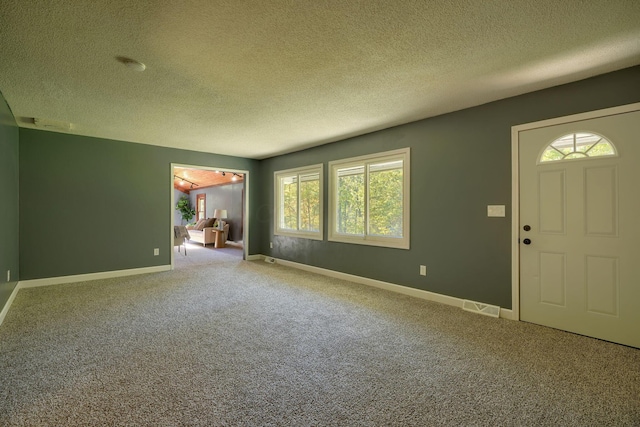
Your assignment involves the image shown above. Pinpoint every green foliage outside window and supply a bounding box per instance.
[336,162,403,237]
[369,168,403,236]
[337,172,364,235]
[279,170,321,234]
[299,177,320,231]
[282,178,298,230]
[540,133,616,162]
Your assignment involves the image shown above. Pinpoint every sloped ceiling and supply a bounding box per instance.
[174,167,243,194]
[1,0,639,159]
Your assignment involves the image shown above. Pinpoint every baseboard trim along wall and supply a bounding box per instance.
[245,254,263,261]
[0,265,172,328]
[265,256,515,320]
[0,284,21,327]
[19,265,172,289]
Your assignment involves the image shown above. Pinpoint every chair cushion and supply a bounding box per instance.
[194,219,206,230]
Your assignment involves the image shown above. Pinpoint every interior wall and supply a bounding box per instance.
[0,92,19,312]
[19,129,258,280]
[258,66,640,309]
[189,182,244,242]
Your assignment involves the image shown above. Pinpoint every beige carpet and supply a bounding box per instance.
[1,245,638,426]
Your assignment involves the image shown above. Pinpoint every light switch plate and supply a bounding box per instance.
[487,205,506,217]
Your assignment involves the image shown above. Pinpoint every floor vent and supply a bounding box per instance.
[462,300,500,318]
[264,257,276,264]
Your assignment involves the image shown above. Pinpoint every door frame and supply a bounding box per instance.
[510,102,640,321]
[170,163,250,269]
[196,193,206,221]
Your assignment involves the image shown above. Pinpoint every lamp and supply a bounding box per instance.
[213,209,227,230]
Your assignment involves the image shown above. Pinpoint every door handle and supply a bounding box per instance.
[523,238,531,245]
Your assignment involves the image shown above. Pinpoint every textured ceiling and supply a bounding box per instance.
[1,1,639,159]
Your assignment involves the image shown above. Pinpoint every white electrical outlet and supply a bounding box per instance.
[420,265,427,276]
[153,248,159,256]
[7,270,10,282]
[270,242,273,249]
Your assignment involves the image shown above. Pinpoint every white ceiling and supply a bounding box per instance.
[1,1,639,159]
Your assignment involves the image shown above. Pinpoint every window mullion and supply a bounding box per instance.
[364,162,369,239]
[296,174,301,231]
[279,177,284,229]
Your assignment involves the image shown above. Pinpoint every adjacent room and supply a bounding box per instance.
[1,1,639,425]
[172,166,245,262]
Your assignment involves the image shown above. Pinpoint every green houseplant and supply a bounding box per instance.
[175,196,196,224]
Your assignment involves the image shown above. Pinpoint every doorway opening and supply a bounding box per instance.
[171,163,250,269]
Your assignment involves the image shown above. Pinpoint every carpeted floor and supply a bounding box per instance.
[1,244,639,426]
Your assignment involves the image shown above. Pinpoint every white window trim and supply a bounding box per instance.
[328,148,410,249]
[274,164,324,240]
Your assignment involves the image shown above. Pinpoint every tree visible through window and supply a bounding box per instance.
[275,165,323,240]
[369,161,403,237]
[330,148,409,249]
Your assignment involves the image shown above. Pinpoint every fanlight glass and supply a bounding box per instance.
[540,133,616,163]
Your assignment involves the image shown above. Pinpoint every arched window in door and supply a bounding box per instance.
[539,132,617,163]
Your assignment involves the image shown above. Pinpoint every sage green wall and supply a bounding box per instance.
[0,93,19,312]
[19,129,258,280]
[258,66,640,309]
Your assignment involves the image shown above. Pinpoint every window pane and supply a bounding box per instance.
[550,136,574,155]
[281,176,298,230]
[368,161,403,237]
[299,173,320,232]
[587,140,615,156]
[337,167,364,235]
[540,133,616,163]
[541,147,564,162]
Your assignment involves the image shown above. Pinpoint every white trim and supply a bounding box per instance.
[0,283,21,327]
[245,254,263,261]
[328,148,410,250]
[511,125,521,321]
[260,255,513,319]
[273,163,324,241]
[171,163,251,267]
[18,265,171,289]
[510,102,640,321]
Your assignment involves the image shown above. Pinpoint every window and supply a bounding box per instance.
[196,194,206,221]
[329,148,410,249]
[274,164,323,240]
[540,132,616,163]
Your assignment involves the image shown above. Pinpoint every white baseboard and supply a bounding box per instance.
[245,254,263,261]
[0,265,171,328]
[0,283,21,327]
[260,255,515,320]
[18,265,171,289]
[499,308,514,320]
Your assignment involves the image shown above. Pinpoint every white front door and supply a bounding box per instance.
[519,108,640,348]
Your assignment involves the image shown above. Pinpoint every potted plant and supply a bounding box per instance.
[175,196,196,224]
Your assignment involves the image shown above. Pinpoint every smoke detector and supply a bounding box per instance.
[33,118,73,131]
